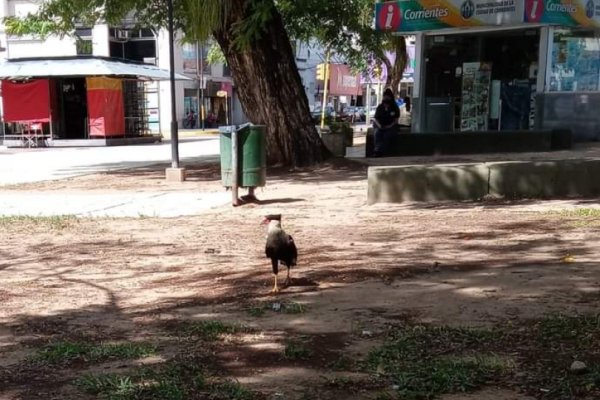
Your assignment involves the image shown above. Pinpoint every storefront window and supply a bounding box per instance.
[182,43,211,75]
[550,29,600,92]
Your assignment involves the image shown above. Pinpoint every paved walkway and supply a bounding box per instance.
[0,138,230,218]
[0,191,231,218]
[0,137,219,186]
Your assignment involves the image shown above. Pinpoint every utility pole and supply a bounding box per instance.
[165,0,185,181]
[196,42,206,131]
[200,42,206,131]
[320,48,331,130]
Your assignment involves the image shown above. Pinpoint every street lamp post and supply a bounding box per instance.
[167,0,179,169]
[165,0,185,181]
[197,42,205,131]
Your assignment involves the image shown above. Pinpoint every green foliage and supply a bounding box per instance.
[31,341,156,365]
[5,0,229,44]
[231,0,275,51]
[180,0,229,42]
[206,43,227,65]
[3,0,407,91]
[279,0,408,82]
[328,121,354,146]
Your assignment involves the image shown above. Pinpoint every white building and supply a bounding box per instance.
[0,0,245,137]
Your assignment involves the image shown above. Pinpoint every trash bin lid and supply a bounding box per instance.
[237,122,252,130]
[218,126,237,134]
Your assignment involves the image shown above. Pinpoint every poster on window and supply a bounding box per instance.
[461,62,492,131]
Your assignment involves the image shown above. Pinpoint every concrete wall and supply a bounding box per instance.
[368,159,600,204]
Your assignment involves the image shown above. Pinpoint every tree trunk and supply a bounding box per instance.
[385,36,408,96]
[214,0,328,167]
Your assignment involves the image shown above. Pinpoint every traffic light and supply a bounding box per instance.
[374,65,382,79]
[316,63,328,80]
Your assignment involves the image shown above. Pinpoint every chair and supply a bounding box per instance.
[21,122,44,148]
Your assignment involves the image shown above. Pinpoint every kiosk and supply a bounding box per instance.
[376,0,600,141]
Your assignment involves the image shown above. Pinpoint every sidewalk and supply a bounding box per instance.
[0,137,219,187]
[0,191,230,218]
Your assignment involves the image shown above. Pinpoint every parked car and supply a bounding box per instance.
[311,105,351,124]
[346,107,366,123]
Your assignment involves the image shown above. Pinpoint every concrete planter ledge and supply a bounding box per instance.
[368,159,600,203]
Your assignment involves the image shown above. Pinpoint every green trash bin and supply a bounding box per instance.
[220,124,267,188]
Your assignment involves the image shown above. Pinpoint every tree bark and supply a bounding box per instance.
[385,36,408,96]
[214,0,328,167]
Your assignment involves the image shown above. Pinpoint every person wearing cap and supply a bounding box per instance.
[373,88,400,157]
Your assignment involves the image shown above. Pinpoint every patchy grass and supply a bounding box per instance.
[328,355,356,371]
[75,374,139,398]
[514,314,600,399]
[210,380,255,400]
[75,363,256,400]
[172,320,249,341]
[550,208,600,227]
[30,341,156,365]
[0,215,79,230]
[556,208,600,218]
[367,325,509,399]
[246,303,269,318]
[368,315,600,399]
[283,339,313,361]
[537,313,600,342]
[281,301,307,314]
[246,301,307,317]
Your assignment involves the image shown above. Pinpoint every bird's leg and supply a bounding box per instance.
[271,274,280,294]
[284,267,291,287]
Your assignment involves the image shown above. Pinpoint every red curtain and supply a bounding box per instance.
[2,79,51,122]
[86,77,125,137]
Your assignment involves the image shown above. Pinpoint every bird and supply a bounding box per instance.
[263,214,297,294]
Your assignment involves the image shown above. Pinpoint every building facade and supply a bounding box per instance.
[293,40,361,110]
[0,0,246,137]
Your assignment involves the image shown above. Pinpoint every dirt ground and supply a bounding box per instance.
[1,159,600,399]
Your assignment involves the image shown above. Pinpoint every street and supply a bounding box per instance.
[0,137,220,186]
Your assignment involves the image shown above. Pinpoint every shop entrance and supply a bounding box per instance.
[424,29,539,132]
[57,78,88,139]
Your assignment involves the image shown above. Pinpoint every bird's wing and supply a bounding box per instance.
[265,233,280,258]
[288,235,298,262]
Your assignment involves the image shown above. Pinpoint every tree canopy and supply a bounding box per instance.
[6,0,407,92]
[279,0,408,93]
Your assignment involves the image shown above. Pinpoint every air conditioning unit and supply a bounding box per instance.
[116,29,130,40]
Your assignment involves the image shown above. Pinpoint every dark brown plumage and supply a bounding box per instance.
[263,214,297,293]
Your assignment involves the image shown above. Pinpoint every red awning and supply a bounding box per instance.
[2,79,51,123]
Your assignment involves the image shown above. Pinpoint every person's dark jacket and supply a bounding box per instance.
[375,101,400,128]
